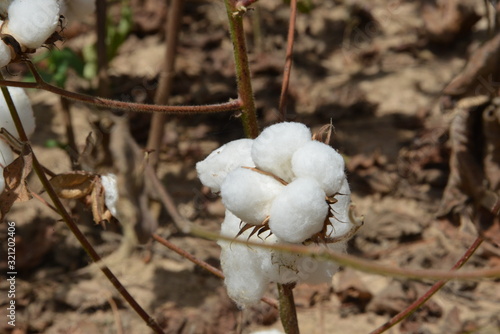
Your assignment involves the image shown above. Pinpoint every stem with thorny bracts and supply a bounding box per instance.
[0,62,242,114]
[278,283,300,334]
[147,0,184,168]
[0,80,166,334]
[278,0,298,120]
[370,235,484,334]
[224,0,259,139]
[151,233,278,309]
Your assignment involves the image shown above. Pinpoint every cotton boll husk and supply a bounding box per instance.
[251,122,311,182]
[0,37,12,68]
[0,87,35,138]
[5,0,60,49]
[218,211,270,307]
[221,167,284,226]
[101,173,118,217]
[269,178,328,243]
[292,140,345,196]
[327,178,353,239]
[0,138,14,194]
[196,139,254,193]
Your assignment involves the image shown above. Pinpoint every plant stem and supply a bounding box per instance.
[278,283,300,334]
[147,0,184,168]
[278,0,298,120]
[224,0,259,138]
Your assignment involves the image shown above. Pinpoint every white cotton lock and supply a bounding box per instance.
[251,122,311,182]
[269,177,328,243]
[101,173,118,217]
[221,167,284,226]
[5,0,60,49]
[218,211,270,307]
[0,86,35,139]
[0,38,12,68]
[196,138,254,193]
[292,140,346,196]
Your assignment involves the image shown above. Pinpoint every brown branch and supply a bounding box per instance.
[278,0,298,120]
[369,236,484,334]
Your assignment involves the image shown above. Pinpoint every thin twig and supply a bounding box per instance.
[278,0,298,120]
[369,236,484,334]
[152,233,278,309]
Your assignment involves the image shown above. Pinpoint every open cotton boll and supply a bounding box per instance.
[251,122,311,182]
[101,173,118,217]
[0,87,36,138]
[196,138,254,193]
[5,0,60,49]
[327,178,353,239]
[0,37,13,68]
[218,211,270,307]
[221,167,284,226]
[269,178,328,243]
[292,140,345,196]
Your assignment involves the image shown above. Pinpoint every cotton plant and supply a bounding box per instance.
[197,122,363,307]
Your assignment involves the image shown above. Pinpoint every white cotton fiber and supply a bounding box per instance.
[0,86,35,138]
[291,140,345,196]
[0,38,12,68]
[218,211,270,307]
[0,138,14,194]
[101,173,118,217]
[5,0,60,49]
[327,178,352,239]
[269,178,328,243]
[251,122,311,182]
[221,167,284,226]
[196,139,254,193]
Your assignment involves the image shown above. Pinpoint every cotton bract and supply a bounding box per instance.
[0,138,14,193]
[0,87,35,138]
[197,122,358,308]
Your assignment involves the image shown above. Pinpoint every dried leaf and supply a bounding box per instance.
[49,171,95,199]
[0,145,33,219]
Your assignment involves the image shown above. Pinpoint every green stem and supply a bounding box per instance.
[278,283,300,334]
[224,0,259,138]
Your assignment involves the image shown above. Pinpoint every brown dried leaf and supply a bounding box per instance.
[0,145,33,219]
[49,171,95,199]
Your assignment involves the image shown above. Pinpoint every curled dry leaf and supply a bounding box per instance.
[0,144,33,220]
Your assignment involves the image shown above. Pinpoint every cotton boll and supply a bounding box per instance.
[221,167,284,226]
[327,178,353,239]
[0,37,13,68]
[251,122,311,182]
[218,211,270,307]
[5,0,60,49]
[0,87,35,138]
[196,139,254,193]
[292,140,345,196]
[101,173,118,217]
[269,178,328,243]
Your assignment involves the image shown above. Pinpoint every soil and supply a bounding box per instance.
[1,0,500,334]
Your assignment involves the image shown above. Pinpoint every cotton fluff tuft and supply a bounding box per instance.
[196,139,254,193]
[101,173,118,217]
[291,140,345,196]
[5,0,60,49]
[221,167,284,225]
[218,211,270,307]
[251,122,311,182]
[0,38,12,68]
[269,178,328,243]
[0,138,14,194]
[0,87,35,138]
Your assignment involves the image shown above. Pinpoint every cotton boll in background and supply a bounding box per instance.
[196,138,254,193]
[0,86,36,138]
[0,138,14,193]
[221,167,284,226]
[218,211,270,307]
[269,177,328,243]
[4,0,60,49]
[101,173,118,217]
[251,122,311,182]
[292,140,345,196]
